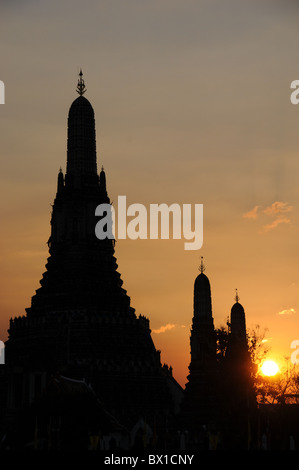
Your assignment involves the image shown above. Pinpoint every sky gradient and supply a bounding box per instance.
[1,0,299,386]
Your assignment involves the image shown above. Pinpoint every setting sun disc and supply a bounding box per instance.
[261,360,279,377]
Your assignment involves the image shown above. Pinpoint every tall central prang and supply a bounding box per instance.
[3,72,183,447]
[29,71,131,317]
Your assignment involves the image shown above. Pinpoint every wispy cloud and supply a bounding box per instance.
[261,338,270,344]
[152,323,186,334]
[243,201,293,232]
[278,308,296,316]
[243,205,260,219]
[263,217,291,232]
[263,201,293,217]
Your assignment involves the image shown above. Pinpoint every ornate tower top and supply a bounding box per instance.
[66,70,97,183]
[76,69,87,96]
[229,290,247,348]
[193,258,212,319]
[199,256,205,274]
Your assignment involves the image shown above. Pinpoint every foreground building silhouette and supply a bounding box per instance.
[179,260,256,450]
[179,260,219,434]
[1,72,183,449]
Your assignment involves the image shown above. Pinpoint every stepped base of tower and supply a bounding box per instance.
[2,306,183,449]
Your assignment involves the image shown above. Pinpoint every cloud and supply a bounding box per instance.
[263,201,293,217]
[278,308,296,316]
[243,201,293,232]
[261,338,270,344]
[152,323,185,334]
[263,217,291,232]
[243,205,260,219]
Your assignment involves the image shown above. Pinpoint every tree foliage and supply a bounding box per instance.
[214,322,299,404]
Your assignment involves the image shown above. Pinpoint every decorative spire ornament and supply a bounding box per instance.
[199,256,205,274]
[76,69,86,96]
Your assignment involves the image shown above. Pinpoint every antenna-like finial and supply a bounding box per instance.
[76,69,86,96]
[235,288,239,303]
[199,256,205,274]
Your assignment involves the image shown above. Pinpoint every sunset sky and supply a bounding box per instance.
[1,0,299,386]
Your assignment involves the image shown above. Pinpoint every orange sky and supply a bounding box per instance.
[1,0,299,387]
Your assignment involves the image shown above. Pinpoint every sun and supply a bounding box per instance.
[261,359,279,377]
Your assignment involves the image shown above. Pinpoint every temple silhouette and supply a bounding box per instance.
[0,72,274,450]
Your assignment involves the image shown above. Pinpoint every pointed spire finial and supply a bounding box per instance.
[235,288,239,303]
[76,69,87,96]
[99,164,107,194]
[199,256,205,274]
